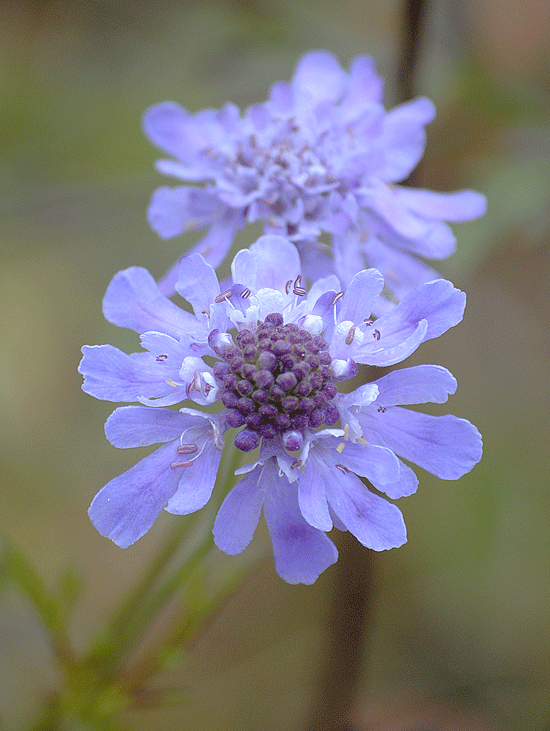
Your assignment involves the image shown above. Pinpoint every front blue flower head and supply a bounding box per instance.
[79,236,482,584]
[143,50,486,306]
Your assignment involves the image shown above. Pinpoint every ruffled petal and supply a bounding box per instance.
[88,441,182,548]
[165,431,223,514]
[298,460,332,531]
[364,279,465,361]
[362,408,483,479]
[362,234,441,307]
[336,441,401,487]
[174,253,220,316]
[380,460,419,499]
[372,364,457,406]
[325,470,407,550]
[79,345,181,402]
[394,187,487,222]
[340,55,384,119]
[231,235,300,293]
[376,96,436,181]
[105,405,194,447]
[213,465,264,555]
[338,268,384,323]
[263,460,338,584]
[142,102,224,162]
[103,267,201,338]
[359,185,457,259]
[292,50,346,107]
[147,186,226,239]
[332,316,428,367]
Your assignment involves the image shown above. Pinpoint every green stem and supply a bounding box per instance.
[122,544,264,698]
[86,440,243,686]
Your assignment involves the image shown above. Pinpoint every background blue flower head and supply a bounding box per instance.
[79,235,482,584]
[143,50,486,307]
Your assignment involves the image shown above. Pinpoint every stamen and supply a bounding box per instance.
[177,444,198,454]
[241,288,251,299]
[364,318,373,326]
[345,325,356,345]
[293,274,306,296]
[215,289,232,304]
[202,310,210,318]
[291,459,303,470]
[170,460,194,470]
[344,424,349,441]
[356,436,368,444]
[373,329,381,341]
[285,280,293,295]
[377,405,387,413]
[335,463,350,474]
[156,354,168,361]
[336,442,345,454]
[331,291,344,305]
[166,379,179,388]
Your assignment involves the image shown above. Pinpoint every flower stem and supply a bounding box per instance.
[85,440,244,688]
[396,0,431,105]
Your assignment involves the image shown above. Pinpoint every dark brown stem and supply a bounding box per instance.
[396,0,431,105]
[305,533,374,731]
[305,3,430,727]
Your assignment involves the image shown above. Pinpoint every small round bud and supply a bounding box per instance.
[283,430,303,452]
[234,429,260,452]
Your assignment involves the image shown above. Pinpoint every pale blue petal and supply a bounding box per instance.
[372,365,457,406]
[363,408,483,479]
[377,97,436,181]
[174,253,220,316]
[88,441,182,548]
[157,208,245,297]
[165,434,223,515]
[213,465,264,555]
[394,187,487,222]
[292,50,346,106]
[105,406,193,448]
[359,185,457,258]
[79,345,181,402]
[385,279,465,341]
[340,55,384,119]
[103,267,200,338]
[325,471,407,550]
[379,461,419,499]
[298,460,332,532]
[142,102,223,161]
[337,441,401,486]
[147,186,226,239]
[231,235,300,293]
[338,268,384,323]
[263,460,338,584]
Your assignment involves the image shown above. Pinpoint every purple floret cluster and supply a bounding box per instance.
[80,50,485,583]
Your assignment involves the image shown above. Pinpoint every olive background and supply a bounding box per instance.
[1,1,550,729]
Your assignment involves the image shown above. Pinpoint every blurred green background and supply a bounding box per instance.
[1,1,550,729]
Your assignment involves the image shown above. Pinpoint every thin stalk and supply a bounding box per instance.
[121,548,263,697]
[87,440,243,686]
[396,0,431,105]
[304,5,431,726]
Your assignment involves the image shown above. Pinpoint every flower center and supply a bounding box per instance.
[213,313,339,452]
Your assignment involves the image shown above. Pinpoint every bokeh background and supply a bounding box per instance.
[1,1,550,729]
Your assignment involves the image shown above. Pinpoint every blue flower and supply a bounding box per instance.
[143,50,485,303]
[80,235,482,583]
